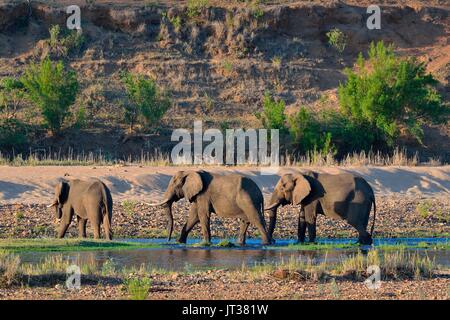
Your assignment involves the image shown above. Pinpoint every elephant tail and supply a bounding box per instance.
[370,197,376,236]
[101,185,113,240]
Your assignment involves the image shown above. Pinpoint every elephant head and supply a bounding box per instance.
[265,173,313,238]
[48,180,70,219]
[149,171,203,241]
[266,173,311,209]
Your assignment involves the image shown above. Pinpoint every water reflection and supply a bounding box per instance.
[17,237,449,272]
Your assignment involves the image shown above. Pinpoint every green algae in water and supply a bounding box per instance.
[0,239,162,253]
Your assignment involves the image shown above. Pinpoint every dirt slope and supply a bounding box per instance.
[0,0,449,159]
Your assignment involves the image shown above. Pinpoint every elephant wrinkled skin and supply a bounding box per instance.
[149,170,271,245]
[48,178,113,240]
[265,171,376,245]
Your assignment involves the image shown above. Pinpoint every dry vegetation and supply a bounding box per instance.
[0,0,448,162]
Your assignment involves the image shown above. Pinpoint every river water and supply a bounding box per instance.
[17,238,449,272]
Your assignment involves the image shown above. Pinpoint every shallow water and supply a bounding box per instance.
[17,238,450,272]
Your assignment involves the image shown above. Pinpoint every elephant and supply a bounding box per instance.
[48,178,113,240]
[265,171,376,245]
[149,170,271,245]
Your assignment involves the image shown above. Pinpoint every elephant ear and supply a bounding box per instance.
[182,171,203,202]
[292,175,311,205]
[55,180,70,205]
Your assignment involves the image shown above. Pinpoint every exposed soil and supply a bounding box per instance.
[0,270,448,300]
[0,193,448,239]
[0,0,449,160]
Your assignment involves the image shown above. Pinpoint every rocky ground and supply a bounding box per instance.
[0,270,448,300]
[0,194,448,240]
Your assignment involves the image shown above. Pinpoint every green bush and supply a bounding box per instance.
[47,25,85,57]
[326,28,347,53]
[256,91,287,132]
[121,72,170,132]
[0,118,28,150]
[338,41,448,146]
[125,277,152,300]
[21,58,79,135]
[288,107,336,156]
[187,0,209,19]
[0,77,25,119]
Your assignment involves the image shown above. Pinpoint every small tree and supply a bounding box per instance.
[21,58,79,135]
[121,72,170,132]
[256,91,287,132]
[338,41,448,146]
[0,77,25,119]
[326,28,347,53]
[288,107,335,156]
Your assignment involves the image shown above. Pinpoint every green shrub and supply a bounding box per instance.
[21,58,79,135]
[0,118,28,150]
[288,107,336,156]
[326,28,347,53]
[256,91,287,132]
[121,72,171,132]
[125,277,152,300]
[187,0,209,19]
[47,25,85,57]
[0,77,25,119]
[338,41,448,146]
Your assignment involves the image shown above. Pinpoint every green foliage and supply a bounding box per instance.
[339,41,447,146]
[21,58,79,135]
[0,118,28,150]
[187,0,209,19]
[47,25,85,57]
[125,277,152,300]
[120,72,170,132]
[416,201,432,220]
[288,107,336,156]
[326,28,347,53]
[256,91,287,131]
[169,15,182,32]
[74,104,87,129]
[122,199,138,217]
[0,77,25,119]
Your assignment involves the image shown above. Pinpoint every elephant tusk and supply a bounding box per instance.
[265,202,279,210]
[145,199,170,207]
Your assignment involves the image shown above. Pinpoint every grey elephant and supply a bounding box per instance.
[265,171,376,245]
[48,178,113,240]
[149,170,271,245]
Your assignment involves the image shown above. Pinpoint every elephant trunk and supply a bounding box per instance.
[163,203,174,242]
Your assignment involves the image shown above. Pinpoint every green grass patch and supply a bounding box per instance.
[0,239,162,253]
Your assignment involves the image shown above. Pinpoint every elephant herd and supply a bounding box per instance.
[48,170,377,245]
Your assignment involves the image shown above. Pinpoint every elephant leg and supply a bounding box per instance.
[297,209,307,243]
[57,208,73,238]
[57,221,71,238]
[356,226,372,245]
[266,209,277,244]
[238,220,250,246]
[77,217,87,238]
[307,222,316,243]
[103,215,112,241]
[92,222,101,239]
[178,204,199,244]
[198,214,211,244]
[237,193,270,245]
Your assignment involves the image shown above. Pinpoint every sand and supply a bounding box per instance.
[0,165,448,205]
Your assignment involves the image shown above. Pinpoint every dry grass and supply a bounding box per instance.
[0,148,442,167]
